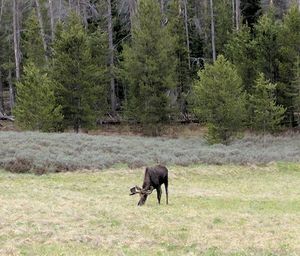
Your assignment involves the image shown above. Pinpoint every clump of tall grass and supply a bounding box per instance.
[0,131,299,173]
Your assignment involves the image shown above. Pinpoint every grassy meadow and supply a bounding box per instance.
[1,163,300,256]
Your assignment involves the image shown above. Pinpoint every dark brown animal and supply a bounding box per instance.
[130,165,168,206]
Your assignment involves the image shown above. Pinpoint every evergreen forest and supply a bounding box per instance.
[0,0,299,143]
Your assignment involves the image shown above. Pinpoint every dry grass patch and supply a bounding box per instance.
[0,164,300,255]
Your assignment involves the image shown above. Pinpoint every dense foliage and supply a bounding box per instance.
[0,0,299,142]
[249,73,286,132]
[13,63,63,131]
[192,55,246,143]
[122,0,176,133]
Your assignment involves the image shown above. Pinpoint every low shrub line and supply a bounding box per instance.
[1,131,300,174]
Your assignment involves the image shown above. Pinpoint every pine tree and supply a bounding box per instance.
[277,4,300,126]
[214,0,233,54]
[225,25,258,92]
[22,10,46,67]
[254,10,281,84]
[192,55,246,144]
[122,0,176,134]
[14,62,62,131]
[51,13,107,132]
[249,73,286,132]
[88,29,109,112]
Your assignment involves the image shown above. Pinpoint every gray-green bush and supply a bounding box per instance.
[0,131,300,173]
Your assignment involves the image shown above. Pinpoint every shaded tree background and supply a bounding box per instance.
[0,0,298,141]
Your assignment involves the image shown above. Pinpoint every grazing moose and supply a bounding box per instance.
[130,165,168,206]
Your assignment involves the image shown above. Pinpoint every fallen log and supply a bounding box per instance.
[0,111,14,122]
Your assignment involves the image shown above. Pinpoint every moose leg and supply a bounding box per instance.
[164,181,168,205]
[156,186,162,204]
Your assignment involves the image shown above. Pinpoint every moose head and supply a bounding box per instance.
[129,185,154,206]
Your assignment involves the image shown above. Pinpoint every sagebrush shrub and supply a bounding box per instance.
[0,131,299,174]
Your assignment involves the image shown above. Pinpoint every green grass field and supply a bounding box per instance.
[1,163,300,256]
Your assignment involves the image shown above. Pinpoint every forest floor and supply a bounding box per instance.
[1,163,300,256]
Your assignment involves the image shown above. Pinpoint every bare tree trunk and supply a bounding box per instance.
[0,0,4,112]
[232,0,235,28]
[203,0,209,57]
[0,70,3,113]
[107,0,116,114]
[59,0,62,21]
[0,0,4,26]
[235,0,240,30]
[13,0,20,81]
[8,66,14,112]
[160,0,164,13]
[209,0,216,62]
[76,0,80,14]
[183,0,191,69]
[35,0,48,62]
[48,0,55,40]
[82,0,88,29]
[128,0,136,28]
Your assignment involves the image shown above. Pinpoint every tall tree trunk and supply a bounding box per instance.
[232,0,235,28]
[59,0,62,21]
[48,0,55,40]
[235,0,240,30]
[107,0,116,114]
[76,0,80,15]
[0,0,4,26]
[35,0,48,62]
[8,66,14,113]
[0,69,3,113]
[128,0,136,28]
[69,0,72,11]
[160,0,164,13]
[209,0,216,62]
[13,0,20,82]
[183,0,191,69]
[82,0,88,29]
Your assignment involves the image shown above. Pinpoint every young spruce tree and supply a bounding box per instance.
[14,63,63,131]
[122,0,176,134]
[14,10,62,131]
[225,25,258,92]
[249,73,286,133]
[22,10,46,67]
[192,55,246,144]
[52,13,107,132]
